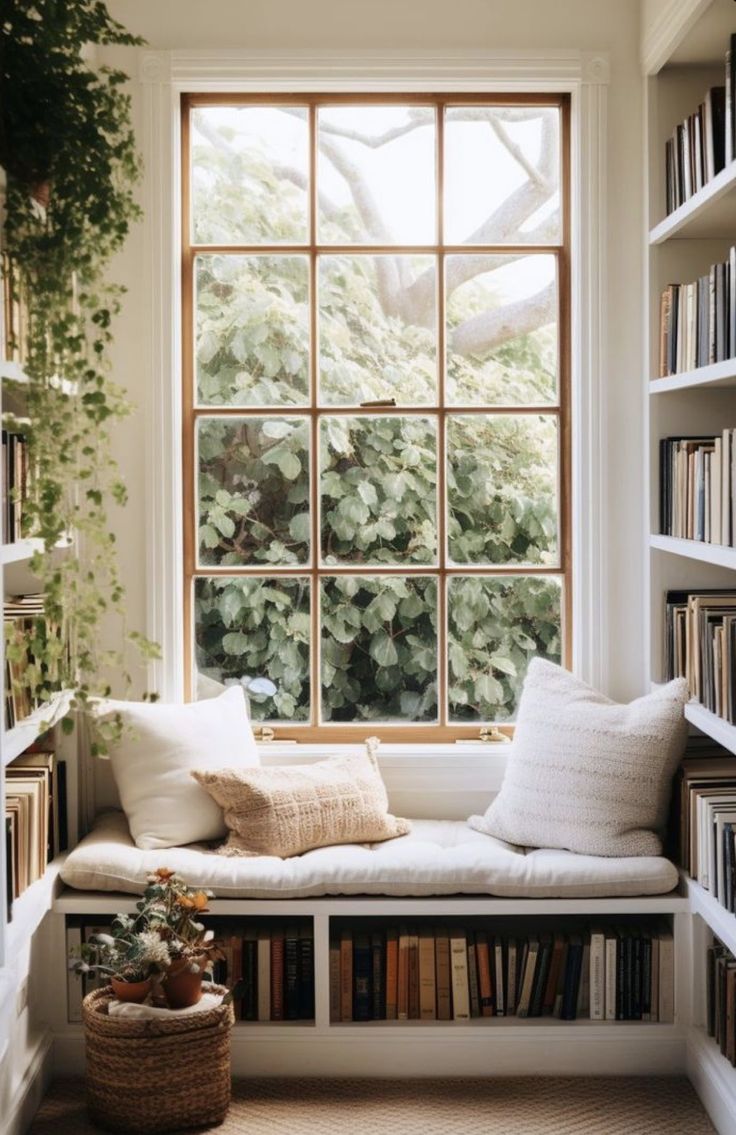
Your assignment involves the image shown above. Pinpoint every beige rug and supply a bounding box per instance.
[29,1076,715,1134]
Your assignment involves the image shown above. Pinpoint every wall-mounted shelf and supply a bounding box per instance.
[650,160,736,243]
[685,875,736,956]
[684,701,736,757]
[3,690,72,768]
[649,534,736,569]
[650,359,736,394]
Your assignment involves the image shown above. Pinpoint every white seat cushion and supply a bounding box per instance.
[60,811,679,899]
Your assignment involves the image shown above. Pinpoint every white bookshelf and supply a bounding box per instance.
[645,3,736,1128]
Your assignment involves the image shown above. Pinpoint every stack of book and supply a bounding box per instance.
[664,589,736,720]
[4,594,51,729]
[329,924,674,1024]
[707,936,736,1064]
[1,429,30,544]
[66,920,314,1024]
[659,436,736,545]
[665,85,726,214]
[658,260,736,377]
[5,747,66,917]
[664,34,736,216]
[676,748,736,909]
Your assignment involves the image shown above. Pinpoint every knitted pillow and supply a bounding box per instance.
[192,742,410,858]
[468,659,689,857]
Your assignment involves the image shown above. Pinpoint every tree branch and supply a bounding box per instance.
[450,281,556,356]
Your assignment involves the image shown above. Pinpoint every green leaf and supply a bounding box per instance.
[288,512,310,543]
[221,632,250,655]
[490,655,517,677]
[369,631,398,667]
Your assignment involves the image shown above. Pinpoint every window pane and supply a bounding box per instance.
[195,255,309,407]
[317,106,436,244]
[319,255,436,404]
[446,255,557,406]
[191,106,308,245]
[448,576,562,722]
[444,105,560,245]
[197,417,310,566]
[320,416,437,565]
[447,414,559,566]
[194,576,310,722]
[321,576,437,722]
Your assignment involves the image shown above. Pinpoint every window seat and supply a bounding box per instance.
[59,810,679,900]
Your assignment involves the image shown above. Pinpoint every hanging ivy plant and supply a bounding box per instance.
[0,1,159,750]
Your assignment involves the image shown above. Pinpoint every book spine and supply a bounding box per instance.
[589,931,605,1021]
[371,932,385,1021]
[397,928,409,1021]
[605,934,617,1022]
[257,931,271,1022]
[449,933,470,1020]
[270,930,285,1022]
[329,940,340,1023]
[353,934,372,1022]
[385,929,399,1021]
[435,931,451,1021]
[340,930,353,1023]
[418,931,436,1021]
[466,933,480,1018]
[475,932,493,1018]
[285,928,299,1020]
[299,927,315,1020]
[242,936,257,1021]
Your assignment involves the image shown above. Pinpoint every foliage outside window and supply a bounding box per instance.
[184,96,570,740]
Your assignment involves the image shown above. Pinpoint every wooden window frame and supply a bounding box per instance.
[181,92,571,742]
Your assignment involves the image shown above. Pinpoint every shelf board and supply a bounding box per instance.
[684,874,736,954]
[3,689,72,767]
[1,538,43,568]
[649,533,736,568]
[684,701,736,755]
[6,857,66,959]
[0,361,29,385]
[650,359,736,393]
[650,160,736,242]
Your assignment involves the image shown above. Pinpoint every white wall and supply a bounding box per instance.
[100,0,645,703]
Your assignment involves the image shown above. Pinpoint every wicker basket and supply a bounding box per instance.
[83,984,234,1133]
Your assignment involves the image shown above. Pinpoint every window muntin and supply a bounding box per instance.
[183,94,570,741]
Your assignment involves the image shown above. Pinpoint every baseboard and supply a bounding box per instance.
[6,1029,53,1135]
[52,1024,687,1079]
[687,1026,736,1135]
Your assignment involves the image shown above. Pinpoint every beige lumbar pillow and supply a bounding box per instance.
[192,739,411,858]
[468,659,689,857]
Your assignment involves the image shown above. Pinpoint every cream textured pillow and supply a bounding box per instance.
[468,659,688,857]
[98,687,259,850]
[192,744,410,858]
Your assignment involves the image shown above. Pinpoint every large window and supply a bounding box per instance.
[182,94,570,741]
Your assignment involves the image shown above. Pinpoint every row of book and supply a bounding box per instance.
[707,937,736,1065]
[664,589,736,723]
[659,434,736,546]
[665,34,736,215]
[5,748,67,916]
[2,429,30,544]
[4,594,52,730]
[329,925,674,1023]
[67,921,314,1023]
[658,261,736,377]
[675,741,736,912]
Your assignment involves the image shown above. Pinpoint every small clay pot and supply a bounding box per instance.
[162,955,208,1009]
[110,976,153,1003]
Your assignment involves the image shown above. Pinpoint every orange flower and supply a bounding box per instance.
[178,891,209,912]
[154,868,176,881]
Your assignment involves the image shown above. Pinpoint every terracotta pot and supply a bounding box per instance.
[110,976,152,1003]
[162,955,208,1009]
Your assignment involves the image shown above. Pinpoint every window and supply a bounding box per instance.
[182,94,570,741]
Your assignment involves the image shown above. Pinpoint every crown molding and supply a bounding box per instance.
[137,47,610,91]
[640,0,711,75]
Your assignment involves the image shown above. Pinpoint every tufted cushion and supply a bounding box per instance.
[59,810,678,899]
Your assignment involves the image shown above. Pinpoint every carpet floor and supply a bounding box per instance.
[29,1076,715,1134]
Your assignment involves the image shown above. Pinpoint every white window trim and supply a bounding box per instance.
[139,47,610,757]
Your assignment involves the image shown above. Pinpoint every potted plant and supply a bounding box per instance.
[71,868,227,1009]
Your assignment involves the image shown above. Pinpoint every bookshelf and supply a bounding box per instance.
[645,2,736,1126]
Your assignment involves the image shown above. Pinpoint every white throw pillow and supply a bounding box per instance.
[468,659,688,857]
[99,687,259,849]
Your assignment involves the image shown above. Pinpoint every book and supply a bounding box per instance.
[658,928,675,1024]
[475,930,493,1018]
[435,927,451,1021]
[385,928,399,1021]
[340,929,353,1022]
[449,930,470,1021]
[408,928,419,1020]
[371,931,385,1021]
[466,931,480,1018]
[353,933,372,1022]
[418,928,436,1020]
[397,926,409,1021]
[516,938,539,1019]
[604,930,618,1022]
[493,939,505,1018]
[242,929,257,1021]
[258,930,273,1021]
[284,924,300,1020]
[329,938,340,1023]
[270,927,285,1021]
[589,928,605,1021]
[299,924,315,1020]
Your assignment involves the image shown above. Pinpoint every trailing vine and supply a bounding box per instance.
[1,1,159,749]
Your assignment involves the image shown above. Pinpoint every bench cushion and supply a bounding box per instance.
[59,811,679,899]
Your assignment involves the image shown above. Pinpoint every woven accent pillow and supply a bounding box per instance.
[468,659,689,857]
[192,742,411,858]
